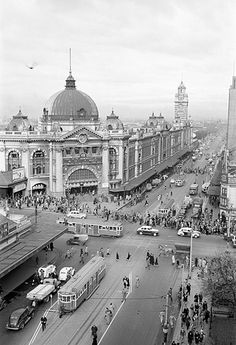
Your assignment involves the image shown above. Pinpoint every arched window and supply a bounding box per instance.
[8,151,20,170]
[33,150,45,175]
[109,148,118,180]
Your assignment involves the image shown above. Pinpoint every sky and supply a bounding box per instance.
[0,0,236,123]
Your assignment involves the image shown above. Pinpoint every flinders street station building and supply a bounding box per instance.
[0,69,192,198]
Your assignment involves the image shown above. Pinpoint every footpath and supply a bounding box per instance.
[170,267,212,345]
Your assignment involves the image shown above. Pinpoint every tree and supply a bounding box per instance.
[203,251,236,307]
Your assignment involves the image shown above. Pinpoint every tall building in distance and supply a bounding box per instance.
[226,76,236,161]
[174,81,189,123]
[220,76,236,226]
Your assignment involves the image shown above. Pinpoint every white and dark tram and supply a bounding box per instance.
[58,256,106,312]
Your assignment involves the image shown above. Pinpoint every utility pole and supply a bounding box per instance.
[189,229,193,278]
[163,293,169,345]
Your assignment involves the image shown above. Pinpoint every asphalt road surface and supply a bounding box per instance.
[0,132,230,345]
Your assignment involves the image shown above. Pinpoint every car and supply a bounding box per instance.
[137,226,159,236]
[175,179,185,187]
[59,267,75,282]
[177,227,200,238]
[6,307,35,331]
[56,217,67,224]
[66,211,87,219]
[38,264,56,279]
[66,234,89,245]
[170,178,175,184]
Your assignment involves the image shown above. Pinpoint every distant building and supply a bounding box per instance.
[174,81,189,123]
[0,70,192,198]
[220,76,236,228]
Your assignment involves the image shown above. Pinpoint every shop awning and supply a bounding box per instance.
[0,171,13,188]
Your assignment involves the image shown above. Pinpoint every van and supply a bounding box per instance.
[66,211,87,219]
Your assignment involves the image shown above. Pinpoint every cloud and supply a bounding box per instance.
[0,0,236,122]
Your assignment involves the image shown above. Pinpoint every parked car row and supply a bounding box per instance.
[6,264,76,331]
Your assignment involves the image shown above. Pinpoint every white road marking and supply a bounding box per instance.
[98,271,132,345]
[28,299,58,345]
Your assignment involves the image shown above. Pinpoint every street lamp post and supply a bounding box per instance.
[189,229,193,278]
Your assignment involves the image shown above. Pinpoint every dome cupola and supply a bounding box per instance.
[104,110,124,131]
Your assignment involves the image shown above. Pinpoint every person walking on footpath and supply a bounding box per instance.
[171,254,175,265]
[84,246,88,256]
[168,287,173,303]
[106,248,110,256]
[41,316,47,331]
[116,252,119,261]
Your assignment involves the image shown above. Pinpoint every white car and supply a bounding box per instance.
[66,211,87,219]
[170,178,175,184]
[38,264,56,279]
[177,227,200,238]
[59,267,75,282]
[137,226,159,236]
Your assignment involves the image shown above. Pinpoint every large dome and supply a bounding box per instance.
[45,73,99,119]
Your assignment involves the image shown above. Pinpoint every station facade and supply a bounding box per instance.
[0,70,192,197]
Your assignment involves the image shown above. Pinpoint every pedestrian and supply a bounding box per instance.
[135,275,140,288]
[80,253,84,264]
[126,252,131,261]
[180,327,186,342]
[202,300,208,311]
[106,248,110,256]
[195,257,198,268]
[125,276,130,288]
[171,254,176,265]
[91,325,98,338]
[155,256,159,266]
[116,252,119,261]
[84,246,88,256]
[199,329,205,343]
[104,307,111,324]
[159,311,165,326]
[36,256,39,266]
[121,287,128,302]
[123,277,127,288]
[186,282,191,295]
[194,330,200,344]
[41,316,47,331]
[49,242,54,251]
[168,288,173,303]
[194,293,199,303]
[198,292,203,303]
[187,330,194,345]
[92,334,98,345]
[204,309,210,323]
[109,302,115,316]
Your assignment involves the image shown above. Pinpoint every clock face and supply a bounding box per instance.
[78,133,88,144]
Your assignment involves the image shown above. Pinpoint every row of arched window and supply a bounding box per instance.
[8,150,46,175]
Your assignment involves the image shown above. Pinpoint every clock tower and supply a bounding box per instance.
[174,81,188,123]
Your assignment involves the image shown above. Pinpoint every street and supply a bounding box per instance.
[0,133,230,345]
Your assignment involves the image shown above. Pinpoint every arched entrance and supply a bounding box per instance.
[32,183,47,194]
[66,168,98,195]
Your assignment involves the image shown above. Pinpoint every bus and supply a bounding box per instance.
[189,183,199,195]
[58,256,106,312]
[67,216,123,238]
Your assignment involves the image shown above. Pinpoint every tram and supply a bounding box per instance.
[58,256,106,312]
[67,216,123,237]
